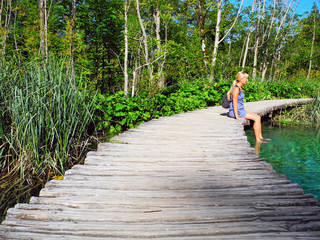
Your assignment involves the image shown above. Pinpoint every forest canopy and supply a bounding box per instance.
[0,0,319,95]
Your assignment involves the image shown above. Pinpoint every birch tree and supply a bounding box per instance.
[211,0,244,80]
[260,0,295,81]
[39,0,47,59]
[252,0,265,79]
[71,0,76,81]
[0,0,12,57]
[124,0,131,96]
[269,0,295,80]
[198,0,208,67]
[307,3,318,80]
[152,1,165,87]
[135,0,153,82]
[211,0,222,78]
[241,0,255,71]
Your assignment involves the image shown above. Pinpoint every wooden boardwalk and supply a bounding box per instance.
[1,99,320,239]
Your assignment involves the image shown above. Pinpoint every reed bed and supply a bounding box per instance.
[310,91,320,125]
[0,58,94,221]
[270,91,320,127]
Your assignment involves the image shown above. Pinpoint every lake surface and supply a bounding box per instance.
[246,122,320,202]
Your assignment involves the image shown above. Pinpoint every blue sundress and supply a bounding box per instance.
[228,86,247,118]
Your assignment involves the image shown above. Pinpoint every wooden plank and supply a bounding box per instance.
[43,180,298,192]
[2,220,320,238]
[28,196,319,210]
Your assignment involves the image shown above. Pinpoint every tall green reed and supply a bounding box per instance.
[310,91,320,125]
[0,58,94,221]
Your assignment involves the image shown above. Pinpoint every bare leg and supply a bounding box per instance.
[244,112,264,142]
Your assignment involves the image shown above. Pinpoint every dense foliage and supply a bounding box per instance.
[0,0,319,95]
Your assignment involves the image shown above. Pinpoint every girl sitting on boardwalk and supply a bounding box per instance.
[227,71,269,143]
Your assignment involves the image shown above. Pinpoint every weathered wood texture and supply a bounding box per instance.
[1,99,320,239]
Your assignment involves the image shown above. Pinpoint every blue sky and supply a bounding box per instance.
[296,0,319,16]
[237,0,319,17]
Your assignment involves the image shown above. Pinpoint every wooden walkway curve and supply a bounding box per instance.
[1,99,320,239]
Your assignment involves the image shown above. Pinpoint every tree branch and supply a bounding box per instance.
[219,0,244,44]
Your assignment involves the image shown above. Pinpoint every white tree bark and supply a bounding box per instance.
[71,0,76,81]
[135,0,153,81]
[252,0,263,79]
[273,1,298,81]
[261,0,293,81]
[211,0,243,79]
[132,62,137,97]
[153,2,165,87]
[307,8,316,80]
[260,0,276,81]
[13,6,21,65]
[0,0,3,23]
[39,0,45,59]
[0,0,12,57]
[124,0,131,96]
[242,0,255,70]
[210,0,222,80]
[218,0,244,44]
[44,0,48,59]
[198,0,208,67]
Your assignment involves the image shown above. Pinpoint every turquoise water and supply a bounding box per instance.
[246,123,320,201]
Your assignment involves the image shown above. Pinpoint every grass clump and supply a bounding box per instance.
[270,91,320,126]
[0,58,94,221]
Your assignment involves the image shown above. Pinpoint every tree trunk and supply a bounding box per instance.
[198,0,208,67]
[238,35,246,67]
[132,60,138,97]
[0,0,12,57]
[273,1,297,81]
[13,6,21,66]
[39,0,45,59]
[39,0,49,60]
[0,0,3,23]
[124,0,131,96]
[152,2,165,87]
[44,0,48,59]
[211,0,243,79]
[260,0,275,81]
[71,0,76,82]
[261,48,269,81]
[242,32,250,70]
[135,0,153,82]
[252,0,262,79]
[210,0,222,80]
[242,0,255,70]
[262,0,293,81]
[252,36,259,78]
[307,10,316,80]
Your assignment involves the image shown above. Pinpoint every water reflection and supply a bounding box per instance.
[254,141,261,155]
[246,122,320,202]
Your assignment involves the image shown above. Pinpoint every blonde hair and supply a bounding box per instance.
[227,71,249,101]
